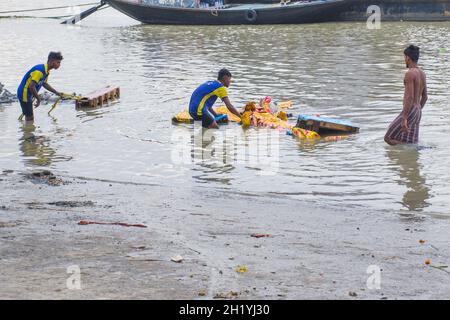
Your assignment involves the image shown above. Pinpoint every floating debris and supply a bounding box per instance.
[126,251,163,261]
[0,221,19,228]
[213,291,239,299]
[170,255,184,263]
[235,265,248,273]
[0,82,16,104]
[26,170,64,186]
[130,245,148,250]
[276,100,293,110]
[48,201,94,207]
[250,234,272,238]
[78,220,147,228]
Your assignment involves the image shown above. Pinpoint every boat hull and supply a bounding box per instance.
[336,0,450,21]
[106,0,347,25]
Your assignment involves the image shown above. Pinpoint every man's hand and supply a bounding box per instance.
[34,98,41,108]
[401,118,409,133]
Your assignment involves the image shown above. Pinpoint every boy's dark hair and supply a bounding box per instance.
[218,68,232,80]
[48,51,63,61]
[404,45,420,63]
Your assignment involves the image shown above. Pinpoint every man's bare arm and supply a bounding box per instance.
[28,81,41,107]
[43,83,62,96]
[222,97,241,118]
[420,75,428,109]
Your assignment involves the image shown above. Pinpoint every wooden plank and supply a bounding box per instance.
[76,85,120,108]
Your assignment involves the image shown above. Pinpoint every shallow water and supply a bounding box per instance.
[1,1,449,216]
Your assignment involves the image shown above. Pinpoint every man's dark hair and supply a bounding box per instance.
[48,51,63,61]
[218,68,232,81]
[404,45,420,63]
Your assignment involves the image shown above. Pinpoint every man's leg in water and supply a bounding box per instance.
[202,107,218,129]
[20,99,34,123]
[384,136,404,145]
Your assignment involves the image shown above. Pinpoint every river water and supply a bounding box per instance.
[1,1,449,217]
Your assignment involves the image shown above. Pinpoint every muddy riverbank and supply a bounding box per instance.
[2,169,450,299]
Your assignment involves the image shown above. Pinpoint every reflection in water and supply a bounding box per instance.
[188,126,282,185]
[386,146,430,211]
[191,127,235,185]
[19,123,55,167]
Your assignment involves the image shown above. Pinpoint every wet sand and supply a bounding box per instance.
[1,169,450,299]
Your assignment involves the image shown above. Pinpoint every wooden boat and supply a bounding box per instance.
[104,0,348,25]
[65,0,450,25]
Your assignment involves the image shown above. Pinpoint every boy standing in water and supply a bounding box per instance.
[385,45,428,145]
[17,52,65,122]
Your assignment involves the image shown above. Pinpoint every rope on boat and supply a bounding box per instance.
[0,5,109,20]
[0,3,100,15]
[0,15,73,19]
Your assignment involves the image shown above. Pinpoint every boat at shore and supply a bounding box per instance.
[105,0,348,25]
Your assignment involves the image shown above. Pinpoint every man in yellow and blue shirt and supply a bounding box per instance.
[17,52,64,122]
[189,69,241,128]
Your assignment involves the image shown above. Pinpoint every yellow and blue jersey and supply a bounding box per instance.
[189,80,228,116]
[17,64,50,102]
